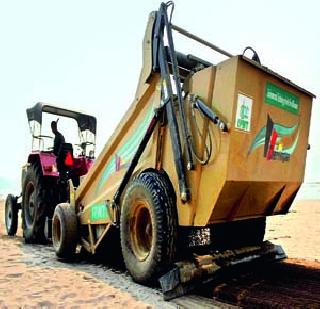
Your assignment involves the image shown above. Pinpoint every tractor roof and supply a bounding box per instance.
[26,102,97,134]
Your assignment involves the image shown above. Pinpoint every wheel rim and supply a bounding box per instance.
[25,182,35,225]
[130,199,153,261]
[53,215,61,247]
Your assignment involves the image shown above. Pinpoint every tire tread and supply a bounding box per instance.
[52,203,78,259]
[22,163,50,243]
[120,170,177,284]
[5,194,18,236]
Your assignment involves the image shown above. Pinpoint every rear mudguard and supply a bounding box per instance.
[28,152,59,177]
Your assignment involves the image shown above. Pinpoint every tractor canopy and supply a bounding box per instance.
[26,102,97,134]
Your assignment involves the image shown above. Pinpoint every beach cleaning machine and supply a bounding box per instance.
[50,2,315,299]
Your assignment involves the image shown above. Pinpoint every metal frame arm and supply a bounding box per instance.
[152,2,194,202]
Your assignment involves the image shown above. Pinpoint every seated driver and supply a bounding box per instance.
[51,120,65,156]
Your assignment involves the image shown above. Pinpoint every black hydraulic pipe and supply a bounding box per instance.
[192,97,228,132]
[161,3,194,171]
[150,3,191,202]
[159,39,190,202]
[166,48,212,71]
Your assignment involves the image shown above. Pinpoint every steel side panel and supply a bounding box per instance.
[193,56,313,226]
[227,58,312,183]
[75,13,156,211]
[193,58,238,226]
[76,77,161,213]
[75,53,313,228]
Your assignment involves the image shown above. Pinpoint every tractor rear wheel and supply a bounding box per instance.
[5,194,18,236]
[52,203,78,259]
[120,171,177,284]
[22,163,50,243]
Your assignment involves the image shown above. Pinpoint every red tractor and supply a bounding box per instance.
[5,103,97,243]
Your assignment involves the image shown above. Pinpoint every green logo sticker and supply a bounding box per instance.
[235,93,253,132]
[90,204,108,221]
[265,82,299,115]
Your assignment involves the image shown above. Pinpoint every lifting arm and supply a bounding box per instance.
[152,2,193,202]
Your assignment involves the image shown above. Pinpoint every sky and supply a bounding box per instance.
[0,0,319,194]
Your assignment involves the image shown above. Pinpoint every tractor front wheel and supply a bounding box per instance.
[120,171,177,284]
[5,194,19,236]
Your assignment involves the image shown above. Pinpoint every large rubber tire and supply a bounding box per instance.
[52,203,78,259]
[5,194,18,236]
[120,171,177,284]
[22,163,50,243]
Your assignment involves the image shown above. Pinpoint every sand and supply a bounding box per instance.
[266,199,320,261]
[0,200,176,308]
[0,199,319,308]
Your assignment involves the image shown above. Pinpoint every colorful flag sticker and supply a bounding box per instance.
[248,115,299,162]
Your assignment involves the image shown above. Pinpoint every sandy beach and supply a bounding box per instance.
[266,199,320,261]
[0,198,319,308]
[0,200,174,308]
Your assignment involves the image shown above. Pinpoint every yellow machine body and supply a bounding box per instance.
[74,13,314,235]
